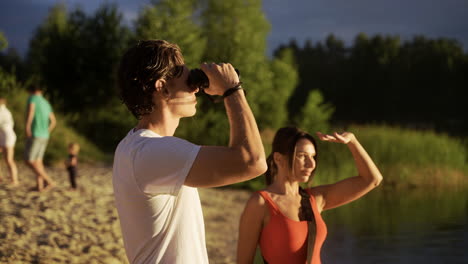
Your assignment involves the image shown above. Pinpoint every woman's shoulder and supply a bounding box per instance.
[241,190,270,222]
[307,185,327,196]
[251,189,267,199]
[246,189,268,207]
[306,186,326,212]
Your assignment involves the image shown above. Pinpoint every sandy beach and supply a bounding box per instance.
[0,165,252,264]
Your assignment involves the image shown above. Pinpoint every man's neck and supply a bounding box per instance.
[135,110,180,137]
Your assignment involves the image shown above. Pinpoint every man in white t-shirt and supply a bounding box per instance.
[113,40,267,263]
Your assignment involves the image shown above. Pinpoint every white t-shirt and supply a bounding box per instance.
[113,129,208,264]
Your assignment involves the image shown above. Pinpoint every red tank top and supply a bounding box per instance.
[258,190,327,264]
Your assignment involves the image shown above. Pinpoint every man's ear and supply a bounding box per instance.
[155,79,170,99]
[154,79,166,92]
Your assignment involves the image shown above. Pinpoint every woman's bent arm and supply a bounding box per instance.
[314,132,383,211]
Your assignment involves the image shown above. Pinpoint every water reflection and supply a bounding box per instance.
[321,188,468,263]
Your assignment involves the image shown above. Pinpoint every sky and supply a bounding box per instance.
[1,0,467,57]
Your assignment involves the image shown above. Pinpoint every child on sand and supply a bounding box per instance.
[65,142,80,190]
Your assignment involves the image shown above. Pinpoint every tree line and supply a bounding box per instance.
[278,34,468,136]
[0,0,466,153]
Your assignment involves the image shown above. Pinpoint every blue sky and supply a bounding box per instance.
[1,0,467,56]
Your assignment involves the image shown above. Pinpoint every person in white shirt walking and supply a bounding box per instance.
[0,96,18,186]
[113,40,267,264]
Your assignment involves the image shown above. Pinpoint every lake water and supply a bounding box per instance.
[321,188,468,263]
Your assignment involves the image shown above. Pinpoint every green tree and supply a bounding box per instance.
[29,3,131,112]
[68,3,133,150]
[135,0,205,68]
[278,33,468,135]
[295,90,333,133]
[282,35,343,123]
[0,48,26,81]
[27,3,134,150]
[0,67,16,95]
[28,3,68,80]
[269,48,299,128]
[202,0,274,130]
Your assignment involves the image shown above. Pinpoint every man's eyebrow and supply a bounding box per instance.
[296,150,316,155]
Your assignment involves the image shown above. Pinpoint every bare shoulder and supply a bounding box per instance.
[242,192,267,225]
[307,185,329,212]
[245,191,267,209]
[242,191,268,216]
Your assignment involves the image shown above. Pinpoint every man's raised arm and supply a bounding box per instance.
[184,63,267,188]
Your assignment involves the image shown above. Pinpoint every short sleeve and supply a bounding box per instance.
[133,136,200,195]
[27,96,34,105]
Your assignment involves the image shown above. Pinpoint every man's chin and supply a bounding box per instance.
[182,109,197,118]
[190,108,197,116]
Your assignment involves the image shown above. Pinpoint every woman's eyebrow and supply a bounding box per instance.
[296,150,315,154]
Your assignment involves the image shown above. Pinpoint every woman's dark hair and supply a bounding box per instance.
[117,40,185,119]
[265,126,318,185]
[265,126,318,222]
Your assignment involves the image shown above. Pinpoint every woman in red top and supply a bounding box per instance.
[237,127,383,264]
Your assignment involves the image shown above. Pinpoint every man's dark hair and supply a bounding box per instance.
[27,83,43,92]
[117,40,185,119]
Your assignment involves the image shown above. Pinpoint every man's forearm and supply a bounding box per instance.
[25,103,34,137]
[48,113,56,133]
[224,89,265,167]
[25,121,32,137]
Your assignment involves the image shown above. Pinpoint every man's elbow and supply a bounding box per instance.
[246,157,267,176]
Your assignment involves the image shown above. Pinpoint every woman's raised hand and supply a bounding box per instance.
[316,131,356,144]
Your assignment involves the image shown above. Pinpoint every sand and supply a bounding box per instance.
[0,165,252,264]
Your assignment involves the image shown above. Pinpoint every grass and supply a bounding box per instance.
[347,125,468,188]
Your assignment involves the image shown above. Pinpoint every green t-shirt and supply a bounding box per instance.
[28,95,53,139]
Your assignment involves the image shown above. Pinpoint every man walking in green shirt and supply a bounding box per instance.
[25,84,56,191]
